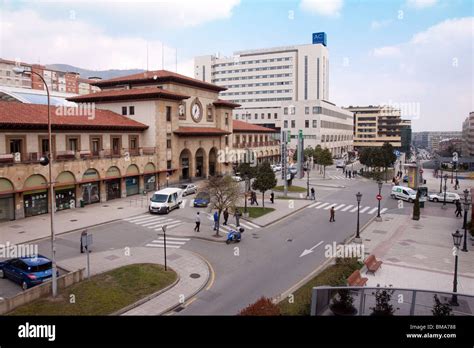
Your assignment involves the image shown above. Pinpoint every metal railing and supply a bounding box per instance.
[311,285,474,316]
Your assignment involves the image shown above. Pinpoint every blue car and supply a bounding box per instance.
[0,255,57,290]
[193,191,210,207]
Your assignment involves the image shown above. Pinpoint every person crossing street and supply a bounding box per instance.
[194,212,200,232]
[329,206,335,222]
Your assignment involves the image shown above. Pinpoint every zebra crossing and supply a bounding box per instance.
[306,201,387,215]
[122,214,184,231]
[206,214,261,233]
[145,236,190,249]
[328,175,365,180]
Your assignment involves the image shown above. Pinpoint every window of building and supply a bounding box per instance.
[129,135,139,154]
[67,136,80,152]
[207,106,213,122]
[167,160,172,170]
[291,120,295,128]
[122,106,127,116]
[261,113,264,119]
[284,120,288,128]
[274,113,278,119]
[90,136,102,156]
[166,106,172,122]
[225,113,229,126]
[268,113,271,119]
[166,133,172,149]
[283,107,288,115]
[305,107,309,115]
[129,106,135,115]
[225,136,229,146]
[255,113,258,119]
[290,107,295,115]
[312,120,317,128]
[305,120,309,128]
[111,136,121,155]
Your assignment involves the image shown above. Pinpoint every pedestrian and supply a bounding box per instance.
[455,201,462,218]
[80,230,87,253]
[223,208,229,225]
[348,171,352,179]
[342,167,345,174]
[329,206,335,222]
[455,179,459,190]
[270,192,274,204]
[311,187,315,200]
[249,191,254,206]
[234,208,241,227]
[213,210,219,230]
[253,191,259,206]
[353,170,356,178]
[345,170,348,178]
[194,212,200,232]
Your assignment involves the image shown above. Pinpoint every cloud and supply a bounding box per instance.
[371,19,393,30]
[406,0,438,9]
[0,8,193,76]
[300,0,343,17]
[333,17,473,131]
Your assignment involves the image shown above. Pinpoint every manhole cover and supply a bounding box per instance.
[190,273,201,279]
[287,238,293,242]
[102,205,109,207]
[105,255,120,261]
[70,219,78,222]
[117,207,123,209]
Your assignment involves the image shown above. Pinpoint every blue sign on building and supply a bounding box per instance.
[312,32,327,46]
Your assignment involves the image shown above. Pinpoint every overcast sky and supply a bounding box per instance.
[1,0,472,131]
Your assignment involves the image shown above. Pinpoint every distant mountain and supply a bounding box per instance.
[46,64,145,80]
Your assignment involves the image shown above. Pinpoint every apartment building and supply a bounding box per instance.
[345,105,409,149]
[194,33,330,128]
[280,100,353,156]
[412,131,463,151]
[462,112,474,156]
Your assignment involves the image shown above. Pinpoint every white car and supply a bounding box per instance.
[271,164,282,172]
[428,192,460,203]
[179,183,197,196]
[391,186,417,202]
[231,175,243,182]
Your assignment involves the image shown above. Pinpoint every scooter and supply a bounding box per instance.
[226,227,244,244]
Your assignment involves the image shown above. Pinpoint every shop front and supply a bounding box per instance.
[23,174,49,218]
[0,178,15,221]
[125,164,140,196]
[81,168,101,205]
[144,163,157,192]
[55,171,76,211]
[105,166,121,201]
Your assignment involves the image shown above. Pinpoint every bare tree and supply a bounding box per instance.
[203,175,241,236]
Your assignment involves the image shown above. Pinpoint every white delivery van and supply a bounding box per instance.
[391,186,417,202]
[149,188,183,214]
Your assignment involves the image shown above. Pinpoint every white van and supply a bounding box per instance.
[391,186,417,202]
[149,188,183,214]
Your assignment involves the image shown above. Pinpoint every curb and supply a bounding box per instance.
[163,233,227,243]
[113,268,181,316]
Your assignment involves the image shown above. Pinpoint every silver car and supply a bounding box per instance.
[180,184,197,196]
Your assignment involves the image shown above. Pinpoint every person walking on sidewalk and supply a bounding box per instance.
[234,208,241,227]
[455,178,459,190]
[223,208,229,225]
[311,187,316,200]
[348,171,352,179]
[213,211,219,230]
[455,200,462,218]
[329,207,335,222]
[194,212,201,232]
[80,230,87,253]
[270,192,274,204]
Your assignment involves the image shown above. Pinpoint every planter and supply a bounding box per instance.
[329,304,358,316]
[370,310,394,316]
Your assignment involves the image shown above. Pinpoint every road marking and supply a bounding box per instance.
[154,240,186,245]
[380,208,388,214]
[243,220,260,229]
[134,216,167,224]
[141,217,169,226]
[229,222,254,230]
[307,202,321,208]
[324,203,337,210]
[144,219,176,228]
[158,237,191,241]
[145,243,181,248]
[360,206,371,213]
[350,206,359,213]
[334,204,346,211]
[368,207,378,214]
[341,204,353,212]
[125,215,157,223]
[299,240,324,257]
[153,222,183,231]
[316,202,330,209]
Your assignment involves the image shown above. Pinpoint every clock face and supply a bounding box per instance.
[191,100,202,122]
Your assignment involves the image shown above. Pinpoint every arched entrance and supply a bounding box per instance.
[179,149,192,180]
[23,174,48,217]
[195,148,206,178]
[105,166,121,201]
[125,164,140,196]
[55,171,76,211]
[209,147,218,176]
[81,168,101,205]
[144,163,156,192]
[0,178,15,221]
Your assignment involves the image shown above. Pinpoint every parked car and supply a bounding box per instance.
[231,175,243,182]
[149,188,183,214]
[0,255,58,290]
[403,175,409,183]
[271,164,282,172]
[193,191,211,207]
[289,165,298,175]
[428,192,460,203]
[180,183,197,196]
[391,186,417,202]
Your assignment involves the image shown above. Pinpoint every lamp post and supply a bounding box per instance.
[376,180,383,220]
[13,66,57,297]
[443,174,448,209]
[462,189,470,252]
[355,192,362,240]
[439,168,443,194]
[450,230,463,306]
[305,160,310,199]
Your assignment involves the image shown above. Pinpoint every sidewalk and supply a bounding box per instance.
[58,246,210,315]
[423,167,472,194]
[361,212,474,295]
[0,195,149,245]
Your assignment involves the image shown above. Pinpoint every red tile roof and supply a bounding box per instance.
[213,99,241,108]
[232,120,278,133]
[173,127,231,136]
[67,87,189,102]
[91,70,226,92]
[0,101,148,131]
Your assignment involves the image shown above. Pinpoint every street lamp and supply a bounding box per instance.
[377,180,383,219]
[443,174,448,209]
[462,189,470,252]
[305,160,310,199]
[450,230,463,306]
[355,192,362,239]
[13,66,58,297]
[439,167,443,194]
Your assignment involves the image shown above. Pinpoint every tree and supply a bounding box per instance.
[380,143,397,182]
[432,295,452,316]
[236,162,257,214]
[203,175,241,237]
[318,148,333,179]
[252,162,277,208]
[370,285,398,316]
[239,297,281,316]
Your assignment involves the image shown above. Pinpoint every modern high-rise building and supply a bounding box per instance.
[194,33,330,128]
[344,105,408,149]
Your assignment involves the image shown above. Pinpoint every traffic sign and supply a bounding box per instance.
[376,194,382,201]
[419,169,424,174]
[394,150,400,157]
